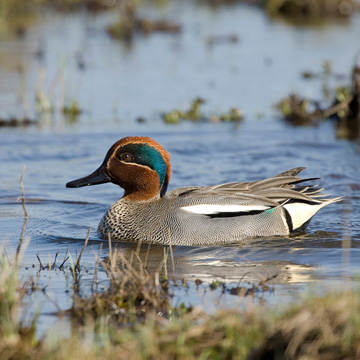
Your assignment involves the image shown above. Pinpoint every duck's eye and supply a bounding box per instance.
[120,153,133,162]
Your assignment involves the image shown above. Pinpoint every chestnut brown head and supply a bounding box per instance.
[66,136,171,201]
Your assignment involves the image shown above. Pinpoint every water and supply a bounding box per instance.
[0,1,360,336]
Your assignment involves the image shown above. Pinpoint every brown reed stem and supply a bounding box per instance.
[16,165,28,264]
[20,164,28,220]
[75,227,91,272]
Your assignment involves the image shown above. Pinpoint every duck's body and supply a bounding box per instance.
[66,136,341,246]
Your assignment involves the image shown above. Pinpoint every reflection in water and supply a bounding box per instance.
[113,242,314,285]
[335,116,360,141]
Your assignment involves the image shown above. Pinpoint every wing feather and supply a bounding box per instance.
[170,168,338,211]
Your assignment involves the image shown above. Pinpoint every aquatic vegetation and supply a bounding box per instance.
[265,0,357,19]
[162,97,205,123]
[332,67,360,139]
[62,100,82,122]
[106,0,139,42]
[200,0,357,20]
[219,107,244,122]
[70,247,174,325]
[330,65,360,116]
[108,17,181,41]
[35,94,83,124]
[32,65,84,124]
[162,98,244,124]
[136,18,181,35]
[277,62,360,139]
[107,0,181,42]
[276,93,322,126]
[0,117,36,127]
[301,60,344,81]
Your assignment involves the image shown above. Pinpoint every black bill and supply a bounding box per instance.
[66,165,111,188]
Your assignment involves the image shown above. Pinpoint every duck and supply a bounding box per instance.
[66,136,341,246]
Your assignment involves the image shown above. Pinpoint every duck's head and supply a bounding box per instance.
[66,136,171,201]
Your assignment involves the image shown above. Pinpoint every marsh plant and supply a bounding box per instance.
[0,242,40,359]
[276,61,360,140]
[265,0,356,19]
[70,245,175,326]
[162,97,244,124]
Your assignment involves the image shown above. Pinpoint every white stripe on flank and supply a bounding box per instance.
[180,204,271,215]
[283,202,325,230]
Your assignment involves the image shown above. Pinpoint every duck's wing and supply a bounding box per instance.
[166,168,342,235]
[169,167,341,217]
[176,168,320,202]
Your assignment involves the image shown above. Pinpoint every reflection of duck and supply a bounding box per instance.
[66,136,341,246]
[113,242,314,285]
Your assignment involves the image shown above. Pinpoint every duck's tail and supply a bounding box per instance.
[283,196,343,232]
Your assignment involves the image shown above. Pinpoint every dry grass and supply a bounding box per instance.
[0,244,40,360]
[29,308,267,360]
[251,291,360,359]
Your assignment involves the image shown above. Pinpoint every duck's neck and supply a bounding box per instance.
[123,188,160,201]
[120,168,161,201]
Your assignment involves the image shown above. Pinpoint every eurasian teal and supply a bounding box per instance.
[66,136,341,246]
